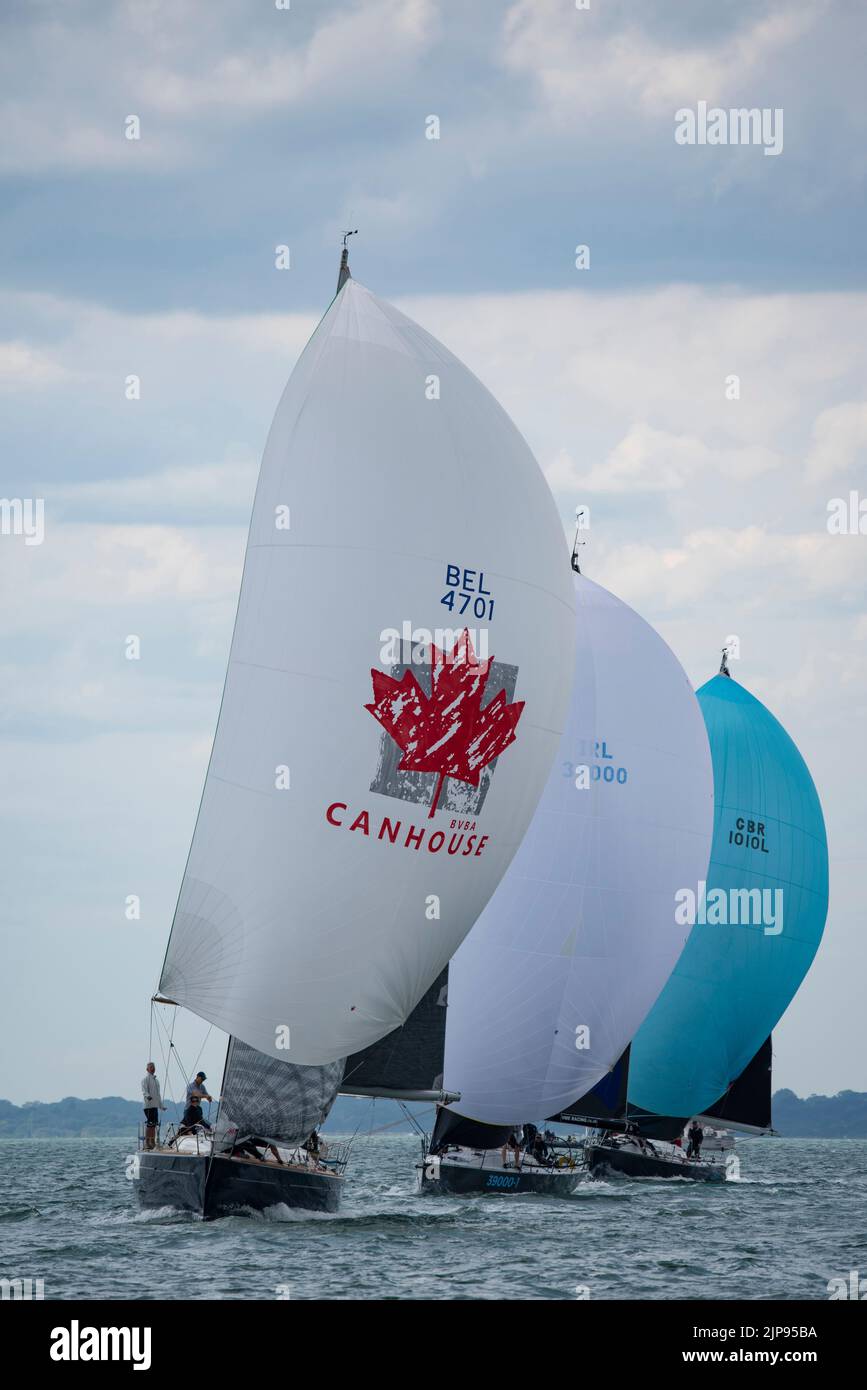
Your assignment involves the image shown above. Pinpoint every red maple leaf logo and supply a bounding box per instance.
[365,629,525,818]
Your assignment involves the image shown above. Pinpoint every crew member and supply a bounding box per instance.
[232,1135,284,1164]
[686,1120,704,1160]
[177,1094,212,1137]
[141,1062,166,1151]
[185,1071,213,1104]
[501,1125,523,1170]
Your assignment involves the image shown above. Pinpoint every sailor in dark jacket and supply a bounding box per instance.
[686,1121,704,1159]
[178,1096,212,1137]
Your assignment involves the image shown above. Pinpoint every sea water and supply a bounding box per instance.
[1,1135,864,1301]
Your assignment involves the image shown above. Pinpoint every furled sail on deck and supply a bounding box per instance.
[159,274,576,1066]
[437,576,714,1127]
[628,675,828,1120]
[218,1038,344,1147]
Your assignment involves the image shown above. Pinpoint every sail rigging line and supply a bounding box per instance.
[397,1101,430,1140]
[359,1106,434,1137]
[149,999,186,1126]
[152,1007,179,1104]
[149,1004,173,1108]
[188,1024,213,1084]
[148,1000,176,1102]
[151,1004,201,1110]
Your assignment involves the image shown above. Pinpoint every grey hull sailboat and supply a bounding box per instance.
[137,1037,347,1217]
[138,965,456,1218]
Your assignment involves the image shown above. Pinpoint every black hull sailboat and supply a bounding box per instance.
[551,1040,773,1185]
[136,1033,348,1219]
[418,1148,581,1197]
[416,1109,581,1198]
[584,1137,725,1184]
[137,1145,342,1218]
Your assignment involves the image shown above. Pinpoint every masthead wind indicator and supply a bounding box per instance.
[571,505,589,573]
[337,228,358,292]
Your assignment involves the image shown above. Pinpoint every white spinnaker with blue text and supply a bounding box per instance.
[441,576,714,1126]
[159,276,576,1066]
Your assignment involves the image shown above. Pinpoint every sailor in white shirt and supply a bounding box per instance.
[141,1062,166,1150]
[185,1072,213,1105]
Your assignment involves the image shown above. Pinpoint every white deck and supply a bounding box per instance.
[154,1135,330,1172]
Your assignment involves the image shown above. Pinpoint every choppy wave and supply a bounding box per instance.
[1,1134,864,1300]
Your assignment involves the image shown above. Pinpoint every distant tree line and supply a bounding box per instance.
[3,1091,867,1139]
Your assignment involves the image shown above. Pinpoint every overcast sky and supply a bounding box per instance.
[2,0,865,1105]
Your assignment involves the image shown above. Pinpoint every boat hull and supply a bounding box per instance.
[585,1142,725,1183]
[137,1149,342,1217]
[418,1153,581,1197]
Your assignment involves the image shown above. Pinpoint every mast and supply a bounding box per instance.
[719,645,731,677]
[337,228,358,292]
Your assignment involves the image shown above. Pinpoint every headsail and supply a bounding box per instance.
[339,967,450,1101]
[437,575,714,1126]
[582,1037,775,1140]
[159,272,576,1066]
[698,1036,773,1135]
[218,1038,344,1147]
[547,1046,631,1130]
[628,675,828,1119]
[430,1107,511,1152]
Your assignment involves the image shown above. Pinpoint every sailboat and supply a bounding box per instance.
[572,1040,770,1182]
[582,656,829,1182]
[416,553,715,1195]
[136,244,577,1217]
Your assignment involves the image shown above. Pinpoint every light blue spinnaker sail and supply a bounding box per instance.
[627,673,828,1120]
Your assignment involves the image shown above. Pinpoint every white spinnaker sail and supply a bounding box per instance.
[160,278,576,1065]
[441,576,714,1125]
